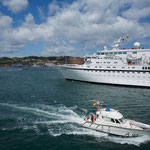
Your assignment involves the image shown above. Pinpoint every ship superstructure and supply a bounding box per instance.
[56,37,150,87]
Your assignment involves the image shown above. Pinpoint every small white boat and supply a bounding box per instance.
[81,102,150,137]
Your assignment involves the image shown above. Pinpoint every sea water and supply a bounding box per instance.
[0,67,150,150]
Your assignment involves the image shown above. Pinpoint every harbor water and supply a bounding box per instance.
[0,67,150,150]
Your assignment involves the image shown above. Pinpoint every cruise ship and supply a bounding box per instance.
[56,36,150,88]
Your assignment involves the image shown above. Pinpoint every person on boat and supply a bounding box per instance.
[91,114,94,122]
[93,116,96,121]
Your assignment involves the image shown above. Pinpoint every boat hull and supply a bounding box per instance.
[81,121,150,137]
[56,66,150,88]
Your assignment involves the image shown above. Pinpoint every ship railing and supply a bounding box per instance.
[63,64,80,67]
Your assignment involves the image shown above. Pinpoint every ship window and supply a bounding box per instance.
[119,119,123,123]
[118,52,122,54]
[123,52,127,54]
[142,67,144,70]
[101,53,104,55]
[115,119,120,124]
[145,67,147,69]
[148,67,150,70]
[133,51,137,54]
[103,116,111,122]
[105,52,108,55]
[111,118,115,123]
[107,62,110,63]
[110,52,113,54]
[114,62,117,64]
[96,62,99,63]
[114,52,117,54]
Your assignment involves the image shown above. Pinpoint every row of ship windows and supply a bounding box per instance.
[97,51,137,55]
[82,70,150,74]
[96,62,118,64]
[88,66,150,70]
[95,66,131,69]
[86,74,150,79]
[142,67,150,70]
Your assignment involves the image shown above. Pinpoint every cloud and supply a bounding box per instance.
[122,0,150,20]
[37,7,46,21]
[0,0,150,56]
[1,0,28,13]
[123,7,150,21]
[0,13,12,28]
[48,0,60,15]
[25,13,34,24]
[42,41,78,56]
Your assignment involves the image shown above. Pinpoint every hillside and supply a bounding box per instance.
[0,56,84,67]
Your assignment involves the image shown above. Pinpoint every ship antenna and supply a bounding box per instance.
[112,34,129,50]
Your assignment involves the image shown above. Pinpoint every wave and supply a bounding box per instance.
[0,68,24,72]
[0,102,150,146]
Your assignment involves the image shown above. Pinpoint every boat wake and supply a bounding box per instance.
[0,103,150,146]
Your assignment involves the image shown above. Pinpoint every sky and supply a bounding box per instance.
[0,0,150,57]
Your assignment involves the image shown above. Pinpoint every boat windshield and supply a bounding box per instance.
[119,118,126,123]
[112,118,126,124]
[103,117,126,124]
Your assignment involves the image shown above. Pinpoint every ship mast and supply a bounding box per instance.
[112,35,128,50]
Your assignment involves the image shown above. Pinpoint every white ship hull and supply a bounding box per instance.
[56,66,150,88]
[81,121,150,137]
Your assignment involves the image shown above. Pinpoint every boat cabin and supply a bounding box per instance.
[96,108,124,124]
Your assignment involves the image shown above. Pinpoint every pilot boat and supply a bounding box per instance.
[81,102,150,137]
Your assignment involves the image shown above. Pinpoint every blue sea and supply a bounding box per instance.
[0,67,150,150]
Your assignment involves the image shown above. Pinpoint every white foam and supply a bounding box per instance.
[105,135,150,146]
[34,120,71,125]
